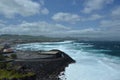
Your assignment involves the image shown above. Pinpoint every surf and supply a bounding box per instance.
[15,41,120,80]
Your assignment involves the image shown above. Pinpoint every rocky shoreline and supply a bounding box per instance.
[13,50,75,80]
[0,37,75,80]
[0,48,75,80]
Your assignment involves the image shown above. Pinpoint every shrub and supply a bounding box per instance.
[0,54,5,61]
[0,63,7,69]
[10,54,17,59]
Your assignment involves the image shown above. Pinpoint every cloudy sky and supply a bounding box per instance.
[0,0,120,39]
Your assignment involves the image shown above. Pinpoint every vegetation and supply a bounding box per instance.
[0,54,5,61]
[10,54,17,59]
[0,52,35,79]
[0,62,6,69]
[0,69,35,79]
[0,61,35,79]
[0,53,10,69]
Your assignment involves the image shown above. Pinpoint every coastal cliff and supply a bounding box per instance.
[12,50,75,80]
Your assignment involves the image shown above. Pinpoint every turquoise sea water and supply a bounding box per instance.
[16,41,120,80]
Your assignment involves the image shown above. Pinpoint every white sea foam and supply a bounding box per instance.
[15,41,120,80]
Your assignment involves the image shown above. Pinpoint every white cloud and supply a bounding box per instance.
[0,21,70,36]
[67,28,95,34]
[0,20,100,37]
[82,0,114,13]
[82,14,103,21]
[0,19,120,39]
[99,19,120,39]
[100,20,120,27]
[97,7,120,39]
[52,12,103,23]
[41,8,49,14]
[0,20,6,24]
[0,0,49,18]
[88,14,103,20]
[0,21,102,38]
[112,6,120,18]
[0,20,6,29]
[52,12,80,23]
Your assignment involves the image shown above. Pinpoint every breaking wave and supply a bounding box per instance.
[16,41,120,80]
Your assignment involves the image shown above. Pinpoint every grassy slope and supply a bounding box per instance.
[0,69,35,79]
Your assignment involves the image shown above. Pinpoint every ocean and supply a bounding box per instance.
[16,41,120,80]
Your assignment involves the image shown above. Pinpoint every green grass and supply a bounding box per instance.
[0,69,35,79]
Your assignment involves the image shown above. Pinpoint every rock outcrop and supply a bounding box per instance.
[12,50,75,80]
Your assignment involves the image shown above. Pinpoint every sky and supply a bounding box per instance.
[0,0,120,40]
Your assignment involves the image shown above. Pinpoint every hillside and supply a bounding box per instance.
[0,34,64,44]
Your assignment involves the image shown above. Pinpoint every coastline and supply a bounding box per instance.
[0,35,75,80]
[12,50,75,80]
[0,45,75,80]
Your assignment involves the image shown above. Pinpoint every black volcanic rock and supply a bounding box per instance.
[12,50,75,80]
